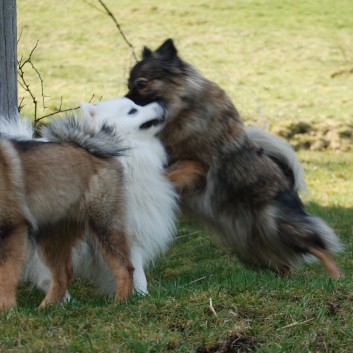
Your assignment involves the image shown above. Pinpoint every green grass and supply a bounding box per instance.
[3,0,352,351]
[1,179,353,353]
[1,165,352,353]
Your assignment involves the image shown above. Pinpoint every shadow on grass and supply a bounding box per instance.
[151,202,352,295]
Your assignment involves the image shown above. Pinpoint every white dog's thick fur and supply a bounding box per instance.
[78,98,179,295]
[2,98,178,296]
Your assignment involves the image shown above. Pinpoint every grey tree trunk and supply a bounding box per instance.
[0,0,18,121]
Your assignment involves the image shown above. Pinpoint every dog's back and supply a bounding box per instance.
[12,140,123,224]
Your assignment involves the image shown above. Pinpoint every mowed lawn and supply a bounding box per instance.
[1,0,352,352]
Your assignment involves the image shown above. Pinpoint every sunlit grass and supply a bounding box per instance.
[17,0,353,127]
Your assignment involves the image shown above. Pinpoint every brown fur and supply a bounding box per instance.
[166,160,206,195]
[0,138,133,311]
[126,39,342,278]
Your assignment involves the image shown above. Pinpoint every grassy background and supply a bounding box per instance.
[1,0,352,352]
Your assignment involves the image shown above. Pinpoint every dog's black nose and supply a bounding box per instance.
[125,92,149,106]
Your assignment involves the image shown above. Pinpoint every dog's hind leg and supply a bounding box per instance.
[308,247,342,279]
[275,191,342,279]
[100,245,133,301]
[279,224,342,279]
[37,236,74,309]
[0,223,28,311]
[89,220,134,301]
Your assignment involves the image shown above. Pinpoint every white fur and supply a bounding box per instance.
[3,98,178,297]
[0,116,34,139]
[79,98,179,295]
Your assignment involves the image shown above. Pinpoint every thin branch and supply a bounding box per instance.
[36,105,81,123]
[17,41,47,124]
[17,39,101,127]
[35,94,100,124]
[80,0,105,14]
[17,64,38,120]
[89,94,103,103]
[35,97,80,124]
[18,97,25,113]
[18,40,39,69]
[96,0,137,62]
[17,27,24,45]
[29,61,46,110]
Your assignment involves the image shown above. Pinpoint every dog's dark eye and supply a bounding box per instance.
[135,79,148,89]
[128,108,138,115]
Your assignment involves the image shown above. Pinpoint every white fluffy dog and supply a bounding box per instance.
[2,98,178,297]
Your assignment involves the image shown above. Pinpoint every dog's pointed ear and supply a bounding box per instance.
[142,46,152,59]
[156,38,177,59]
[80,102,96,119]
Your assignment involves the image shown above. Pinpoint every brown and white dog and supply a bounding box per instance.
[126,39,343,278]
[0,115,133,311]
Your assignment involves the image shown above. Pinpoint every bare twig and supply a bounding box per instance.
[96,0,137,62]
[35,97,80,124]
[17,39,101,127]
[17,40,39,70]
[18,97,25,113]
[80,0,105,14]
[17,41,46,124]
[35,94,100,124]
[17,63,39,121]
[17,27,24,45]
[29,60,46,110]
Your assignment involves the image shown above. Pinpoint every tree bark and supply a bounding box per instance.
[0,0,18,121]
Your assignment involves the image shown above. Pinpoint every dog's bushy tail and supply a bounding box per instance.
[246,126,307,193]
[0,116,34,140]
[307,215,343,255]
[41,115,127,157]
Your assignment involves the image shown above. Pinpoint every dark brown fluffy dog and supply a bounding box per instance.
[126,39,342,278]
[0,117,133,311]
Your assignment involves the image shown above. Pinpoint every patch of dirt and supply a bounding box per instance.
[326,301,341,316]
[331,67,353,78]
[196,332,257,353]
[271,120,353,151]
[312,334,334,353]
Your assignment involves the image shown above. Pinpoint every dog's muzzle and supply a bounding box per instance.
[139,102,166,130]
